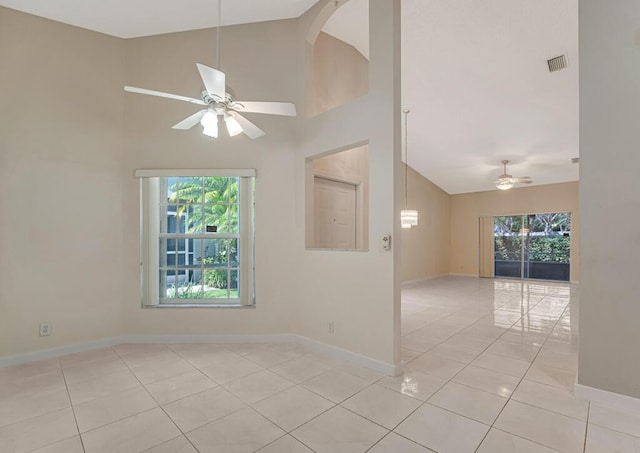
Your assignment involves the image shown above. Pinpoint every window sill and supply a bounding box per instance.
[305,248,369,252]
[145,303,255,309]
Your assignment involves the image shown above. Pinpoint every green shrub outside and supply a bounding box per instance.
[495,236,570,263]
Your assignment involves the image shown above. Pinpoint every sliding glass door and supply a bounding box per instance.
[494,213,571,281]
[494,215,524,278]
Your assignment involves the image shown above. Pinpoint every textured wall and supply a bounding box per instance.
[578,0,640,398]
[0,8,126,355]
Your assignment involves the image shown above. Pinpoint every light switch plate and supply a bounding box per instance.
[382,234,392,251]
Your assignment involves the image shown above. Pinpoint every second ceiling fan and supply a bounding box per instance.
[494,160,533,190]
[123,0,296,139]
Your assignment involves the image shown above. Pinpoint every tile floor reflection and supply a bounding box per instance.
[1,277,639,452]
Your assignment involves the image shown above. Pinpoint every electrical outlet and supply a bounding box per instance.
[39,323,51,337]
[328,321,335,333]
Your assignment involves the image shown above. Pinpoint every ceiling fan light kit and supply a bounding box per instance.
[224,112,243,137]
[496,180,515,191]
[123,0,296,140]
[493,160,533,191]
[200,110,219,138]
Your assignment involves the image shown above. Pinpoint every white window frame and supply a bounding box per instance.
[136,169,255,307]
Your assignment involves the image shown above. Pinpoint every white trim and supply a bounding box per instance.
[134,169,256,178]
[0,337,125,368]
[401,273,450,288]
[0,335,295,368]
[449,273,480,278]
[295,336,401,376]
[0,335,400,376]
[575,383,640,413]
[120,334,295,345]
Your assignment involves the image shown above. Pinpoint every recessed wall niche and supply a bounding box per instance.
[308,0,370,116]
[305,144,369,250]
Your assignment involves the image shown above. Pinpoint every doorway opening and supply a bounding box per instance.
[305,143,369,250]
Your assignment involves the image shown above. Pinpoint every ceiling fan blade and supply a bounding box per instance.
[232,112,266,139]
[196,63,226,101]
[124,86,206,105]
[515,177,533,184]
[172,110,207,130]
[231,101,297,117]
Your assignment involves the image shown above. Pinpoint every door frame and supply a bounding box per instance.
[478,216,495,278]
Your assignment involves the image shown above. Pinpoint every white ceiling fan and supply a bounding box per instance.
[123,0,296,139]
[494,160,533,190]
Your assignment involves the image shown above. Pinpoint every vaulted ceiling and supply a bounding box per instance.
[0,0,319,37]
[402,0,578,194]
[0,0,579,194]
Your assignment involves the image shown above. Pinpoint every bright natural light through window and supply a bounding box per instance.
[136,169,255,307]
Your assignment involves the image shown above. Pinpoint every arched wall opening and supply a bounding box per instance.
[305,0,370,116]
[293,0,402,372]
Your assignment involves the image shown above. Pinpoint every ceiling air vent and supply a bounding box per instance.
[547,55,568,72]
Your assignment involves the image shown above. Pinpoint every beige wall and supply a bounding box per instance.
[449,182,580,281]
[401,167,450,282]
[578,0,640,398]
[311,31,369,116]
[0,8,126,355]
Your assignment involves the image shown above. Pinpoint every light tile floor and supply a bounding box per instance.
[1,277,640,452]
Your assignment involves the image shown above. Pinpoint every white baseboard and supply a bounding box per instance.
[118,334,296,345]
[294,336,401,376]
[0,334,401,377]
[401,273,449,288]
[0,337,125,368]
[575,383,640,413]
[402,273,482,288]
